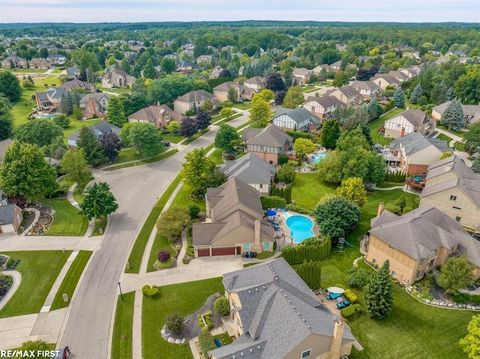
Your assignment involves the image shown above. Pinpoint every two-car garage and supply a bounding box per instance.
[196,246,241,257]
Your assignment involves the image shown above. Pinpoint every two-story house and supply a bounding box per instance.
[79,93,111,119]
[209,258,357,359]
[384,109,435,139]
[272,107,321,132]
[303,95,344,120]
[213,82,255,103]
[242,124,293,165]
[101,69,135,89]
[173,89,215,114]
[292,68,313,86]
[128,104,182,129]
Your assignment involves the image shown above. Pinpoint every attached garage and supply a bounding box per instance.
[197,248,210,257]
[211,247,236,256]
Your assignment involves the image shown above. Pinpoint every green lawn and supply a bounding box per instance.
[142,278,224,359]
[73,185,85,205]
[111,292,135,359]
[454,141,466,152]
[125,176,182,273]
[232,102,251,110]
[147,233,177,272]
[212,112,243,126]
[95,83,132,95]
[0,251,71,318]
[42,199,88,236]
[162,133,184,144]
[103,149,178,171]
[50,251,92,310]
[436,133,453,143]
[291,173,337,210]
[368,108,404,146]
[63,118,101,139]
[171,183,206,212]
[91,217,108,236]
[209,148,224,165]
[12,68,48,74]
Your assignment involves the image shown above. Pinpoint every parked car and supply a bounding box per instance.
[336,300,351,309]
[242,251,257,259]
[327,292,343,300]
[162,141,171,147]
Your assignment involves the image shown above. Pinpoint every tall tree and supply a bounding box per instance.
[60,149,92,186]
[437,256,475,294]
[320,119,341,150]
[442,99,466,131]
[249,95,272,128]
[294,138,316,161]
[314,196,360,238]
[106,97,127,128]
[367,98,381,120]
[455,65,480,104]
[160,57,176,74]
[409,83,423,104]
[393,87,405,108]
[0,95,13,140]
[214,124,240,153]
[77,127,106,166]
[0,141,56,201]
[464,123,480,154]
[460,315,480,359]
[100,131,122,162]
[143,58,157,79]
[472,156,480,174]
[0,70,21,103]
[15,119,63,148]
[179,117,198,138]
[128,122,163,159]
[336,177,367,207]
[227,87,238,103]
[364,260,393,320]
[283,86,304,109]
[80,182,118,220]
[195,110,211,130]
[265,72,286,93]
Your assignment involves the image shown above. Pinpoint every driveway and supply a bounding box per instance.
[58,116,249,358]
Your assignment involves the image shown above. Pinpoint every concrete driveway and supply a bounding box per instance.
[58,116,249,358]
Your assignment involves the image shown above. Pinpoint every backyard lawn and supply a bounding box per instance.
[291,173,337,210]
[0,250,71,318]
[50,251,92,310]
[368,108,404,146]
[111,292,135,359]
[142,278,224,359]
[42,199,88,236]
[125,176,182,274]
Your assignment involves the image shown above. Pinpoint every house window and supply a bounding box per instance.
[452,206,462,210]
[449,195,457,201]
[301,349,311,358]
[455,216,462,222]
[262,242,270,251]
[243,243,250,251]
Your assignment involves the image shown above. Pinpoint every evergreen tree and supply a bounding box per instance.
[143,58,157,79]
[367,98,381,120]
[364,260,393,320]
[320,119,341,150]
[445,87,454,101]
[0,95,13,140]
[60,92,73,115]
[77,126,106,166]
[106,97,127,128]
[442,99,466,131]
[431,81,447,105]
[393,87,405,108]
[409,83,423,104]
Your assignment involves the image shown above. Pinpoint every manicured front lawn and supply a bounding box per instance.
[125,176,182,274]
[162,133,184,144]
[454,141,466,152]
[111,292,135,359]
[291,173,336,210]
[42,199,88,236]
[436,133,453,143]
[147,233,177,272]
[103,149,178,171]
[368,108,404,146]
[142,278,224,359]
[171,183,206,212]
[62,118,101,139]
[91,217,108,236]
[209,148,224,165]
[232,102,251,110]
[0,250,71,318]
[50,251,92,310]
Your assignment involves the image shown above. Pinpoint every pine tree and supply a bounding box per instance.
[409,83,423,104]
[393,87,405,108]
[143,58,156,79]
[442,99,466,131]
[367,98,381,120]
[364,260,393,320]
[77,127,107,166]
[445,87,454,101]
[320,119,341,150]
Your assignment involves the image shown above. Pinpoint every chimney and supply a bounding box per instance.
[377,202,385,217]
[254,219,261,249]
[400,127,406,137]
[330,318,345,359]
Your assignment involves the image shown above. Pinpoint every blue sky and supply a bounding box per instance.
[0,0,478,23]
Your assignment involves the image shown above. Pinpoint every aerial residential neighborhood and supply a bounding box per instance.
[0,5,480,359]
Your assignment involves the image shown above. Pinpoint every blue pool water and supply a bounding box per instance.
[311,152,327,164]
[214,338,222,348]
[286,215,315,243]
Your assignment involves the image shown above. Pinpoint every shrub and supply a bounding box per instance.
[260,196,287,210]
[295,261,322,290]
[341,303,363,318]
[344,289,358,303]
[278,154,289,165]
[142,285,160,298]
[347,267,371,288]
[198,332,215,358]
[285,203,313,215]
[165,313,183,334]
[214,297,230,316]
[157,250,171,263]
[53,114,70,129]
[188,204,200,219]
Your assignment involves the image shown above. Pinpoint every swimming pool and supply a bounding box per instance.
[311,152,327,164]
[286,215,315,243]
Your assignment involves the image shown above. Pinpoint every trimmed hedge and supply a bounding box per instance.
[341,303,363,318]
[260,196,287,210]
[271,185,292,203]
[142,285,160,298]
[295,260,321,290]
[286,130,312,141]
[281,237,331,265]
[344,289,358,303]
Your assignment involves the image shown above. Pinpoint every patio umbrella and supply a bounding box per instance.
[266,209,277,216]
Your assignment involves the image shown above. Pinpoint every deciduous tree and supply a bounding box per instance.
[460,315,480,359]
[80,182,118,220]
[283,86,304,109]
[60,149,92,186]
[294,138,316,161]
[249,95,271,128]
[320,119,341,150]
[214,124,240,153]
[336,177,367,207]
[15,119,63,148]
[106,97,127,128]
[128,122,163,159]
[179,117,198,138]
[100,131,122,162]
[437,256,475,294]
[314,196,360,238]
[0,95,13,140]
[0,70,21,103]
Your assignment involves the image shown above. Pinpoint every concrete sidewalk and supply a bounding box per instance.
[0,235,102,252]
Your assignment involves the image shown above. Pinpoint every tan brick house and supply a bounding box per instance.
[242,124,293,165]
[209,258,357,359]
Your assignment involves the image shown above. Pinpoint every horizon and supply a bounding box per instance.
[0,0,479,23]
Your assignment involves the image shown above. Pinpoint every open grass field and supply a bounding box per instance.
[50,251,92,310]
[111,292,135,359]
[42,199,88,236]
[0,250,71,318]
[125,176,182,274]
[142,278,223,359]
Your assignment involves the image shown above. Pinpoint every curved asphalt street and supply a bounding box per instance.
[59,115,248,358]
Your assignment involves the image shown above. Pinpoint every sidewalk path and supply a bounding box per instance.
[0,271,21,311]
[0,234,102,252]
[21,208,40,236]
[132,291,142,359]
[67,184,80,210]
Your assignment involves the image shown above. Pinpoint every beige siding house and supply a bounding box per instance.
[128,104,182,129]
[209,258,357,359]
[242,124,293,165]
[384,109,434,139]
[173,89,215,114]
[303,95,344,120]
[420,156,480,232]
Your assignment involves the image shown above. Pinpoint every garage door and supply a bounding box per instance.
[197,248,210,257]
[211,247,236,256]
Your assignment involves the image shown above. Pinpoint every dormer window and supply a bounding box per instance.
[449,195,457,201]
[301,349,311,358]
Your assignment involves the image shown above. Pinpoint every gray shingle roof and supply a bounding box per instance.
[0,204,19,225]
[243,124,292,148]
[305,95,344,109]
[176,89,213,103]
[370,206,480,267]
[222,153,275,185]
[210,258,355,359]
[273,107,321,127]
[68,121,120,144]
[389,109,427,129]
[389,132,450,155]
[127,104,181,123]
